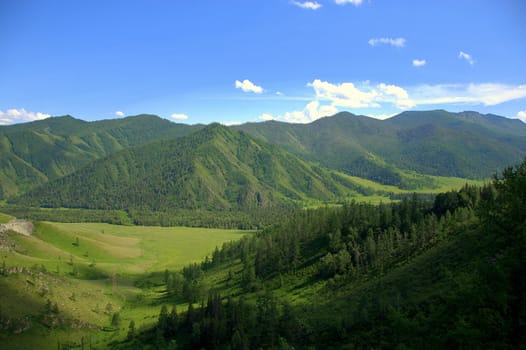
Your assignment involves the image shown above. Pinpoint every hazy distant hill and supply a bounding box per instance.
[12,124,360,210]
[236,110,526,184]
[0,114,201,198]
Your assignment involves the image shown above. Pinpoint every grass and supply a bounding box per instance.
[0,211,12,224]
[342,173,484,196]
[0,219,252,349]
[5,222,251,276]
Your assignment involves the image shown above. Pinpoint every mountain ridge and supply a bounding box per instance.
[0,114,202,198]
[11,124,363,210]
[1,110,525,201]
[236,109,526,181]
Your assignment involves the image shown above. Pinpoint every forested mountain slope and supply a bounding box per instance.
[0,114,201,198]
[12,124,362,210]
[236,110,526,183]
[120,159,526,349]
[3,110,524,200]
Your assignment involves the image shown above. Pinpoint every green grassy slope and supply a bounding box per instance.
[0,220,251,349]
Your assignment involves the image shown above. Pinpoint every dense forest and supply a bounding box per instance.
[118,159,526,349]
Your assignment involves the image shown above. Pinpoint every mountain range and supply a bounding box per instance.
[2,110,525,209]
[236,110,526,183]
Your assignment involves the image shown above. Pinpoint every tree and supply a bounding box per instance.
[127,320,136,339]
[166,305,178,337]
[158,305,168,333]
[480,159,526,348]
[231,329,249,350]
[111,312,120,327]
[164,269,170,286]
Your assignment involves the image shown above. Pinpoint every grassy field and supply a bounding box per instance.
[0,220,252,349]
[343,173,484,195]
[0,211,12,224]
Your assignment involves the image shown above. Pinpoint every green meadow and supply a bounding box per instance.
[0,220,251,349]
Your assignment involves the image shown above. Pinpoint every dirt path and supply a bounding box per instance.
[0,218,34,236]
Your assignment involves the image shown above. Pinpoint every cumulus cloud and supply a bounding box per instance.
[269,101,339,124]
[459,51,475,65]
[0,108,51,125]
[335,0,363,5]
[171,113,189,120]
[115,111,124,117]
[368,37,406,48]
[235,79,263,93]
[377,83,415,109]
[410,83,526,106]
[412,59,426,67]
[308,80,526,111]
[515,110,526,122]
[309,80,379,108]
[292,1,322,10]
[308,79,415,110]
[260,113,275,121]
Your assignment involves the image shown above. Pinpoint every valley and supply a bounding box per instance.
[0,111,524,349]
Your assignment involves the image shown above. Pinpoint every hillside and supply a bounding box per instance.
[236,110,526,183]
[0,114,201,198]
[11,124,365,210]
[117,159,526,349]
[2,161,524,349]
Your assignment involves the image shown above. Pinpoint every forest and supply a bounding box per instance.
[117,159,526,349]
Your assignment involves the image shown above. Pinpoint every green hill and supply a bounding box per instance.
[0,114,201,198]
[236,110,526,183]
[11,124,365,210]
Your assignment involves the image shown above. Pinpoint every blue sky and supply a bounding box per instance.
[1,0,525,125]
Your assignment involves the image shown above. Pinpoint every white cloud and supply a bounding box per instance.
[276,91,284,96]
[308,80,526,111]
[259,101,338,124]
[0,108,50,125]
[368,37,406,48]
[412,59,426,67]
[281,101,339,123]
[260,113,275,121]
[221,121,242,126]
[459,51,475,65]
[335,0,363,5]
[171,113,189,120]
[115,111,124,117]
[235,79,263,93]
[308,79,415,110]
[515,110,526,122]
[292,1,322,10]
[378,83,415,109]
[367,112,397,120]
[309,79,379,108]
[410,83,526,106]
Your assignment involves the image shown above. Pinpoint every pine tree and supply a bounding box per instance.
[127,320,136,339]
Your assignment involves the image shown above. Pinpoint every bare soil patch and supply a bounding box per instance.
[0,218,34,236]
